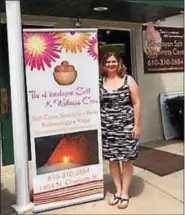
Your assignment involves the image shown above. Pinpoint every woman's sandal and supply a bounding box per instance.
[117,197,129,209]
[108,194,121,205]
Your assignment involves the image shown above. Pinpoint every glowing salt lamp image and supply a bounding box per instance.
[143,25,162,58]
[35,130,99,175]
[53,60,77,85]
[62,156,71,164]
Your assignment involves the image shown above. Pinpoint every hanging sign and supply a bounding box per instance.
[142,25,184,73]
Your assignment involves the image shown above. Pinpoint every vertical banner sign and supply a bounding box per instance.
[23,29,104,213]
[142,25,184,73]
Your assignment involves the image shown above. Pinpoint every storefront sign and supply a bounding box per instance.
[142,25,184,73]
[23,29,103,213]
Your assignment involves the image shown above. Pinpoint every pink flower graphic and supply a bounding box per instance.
[88,36,99,60]
[23,32,60,71]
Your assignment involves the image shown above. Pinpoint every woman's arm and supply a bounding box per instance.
[127,75,142,139]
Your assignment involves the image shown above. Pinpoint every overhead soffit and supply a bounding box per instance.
[0,0,184,23]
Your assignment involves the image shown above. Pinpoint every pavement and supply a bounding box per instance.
[1,139,184,214]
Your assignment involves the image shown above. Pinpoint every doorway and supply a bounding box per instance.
[0,23,14,165]
[98,29,133,76]
[0,23,54,166]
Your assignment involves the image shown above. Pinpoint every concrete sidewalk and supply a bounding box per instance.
[1,140,184,214]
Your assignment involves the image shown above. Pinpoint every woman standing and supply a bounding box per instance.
[100,52,141,209]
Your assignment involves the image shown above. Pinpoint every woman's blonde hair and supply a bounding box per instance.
[100,52,127,78]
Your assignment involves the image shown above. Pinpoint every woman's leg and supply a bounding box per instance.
[121,160,133,197]
[117,160,133,208]
[118,161,133,209]
[109,160,122,196]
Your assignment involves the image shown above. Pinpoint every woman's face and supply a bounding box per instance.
[105,55,119,74]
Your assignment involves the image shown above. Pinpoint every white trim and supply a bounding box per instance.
[22,21,56,27]
[1,18,57,27]
[99,27,132,32]
[129,29,138,80]
[12,203,33,214]
[23,28,98,32]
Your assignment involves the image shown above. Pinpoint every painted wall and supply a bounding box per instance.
[1,13,184,143]
[136,15,184,142]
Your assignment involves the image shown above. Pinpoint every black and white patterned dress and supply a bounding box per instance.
[100,75,139,161]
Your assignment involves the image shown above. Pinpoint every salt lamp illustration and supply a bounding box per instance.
[46,135,90,168]
[53,61,77,85]
[143,25,162,58]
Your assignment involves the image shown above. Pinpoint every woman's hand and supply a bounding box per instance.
[132,126,141,140]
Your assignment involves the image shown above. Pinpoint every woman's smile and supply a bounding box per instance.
[107,65,117,69]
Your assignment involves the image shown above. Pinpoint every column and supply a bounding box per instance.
[5,1,33,214]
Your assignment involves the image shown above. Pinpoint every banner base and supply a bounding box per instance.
[33,193,104,213]
[12,202,34,214]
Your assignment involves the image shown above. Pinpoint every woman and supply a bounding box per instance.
[100,52,141,209]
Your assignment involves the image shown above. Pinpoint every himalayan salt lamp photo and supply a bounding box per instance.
[35,130,99,175]
[46,135,90,168]
[53,60,77,85]
[143,25,162,57]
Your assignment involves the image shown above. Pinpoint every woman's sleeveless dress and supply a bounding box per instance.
[100,75,139,161]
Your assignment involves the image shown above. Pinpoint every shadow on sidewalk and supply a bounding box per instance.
[1,183,16,215]
[104,174,145,198]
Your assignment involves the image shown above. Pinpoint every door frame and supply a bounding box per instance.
[98,27,138,81]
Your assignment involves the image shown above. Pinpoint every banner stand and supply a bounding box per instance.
[23,28,104,212]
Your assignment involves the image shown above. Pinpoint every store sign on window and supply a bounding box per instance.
[142,25,184,73]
